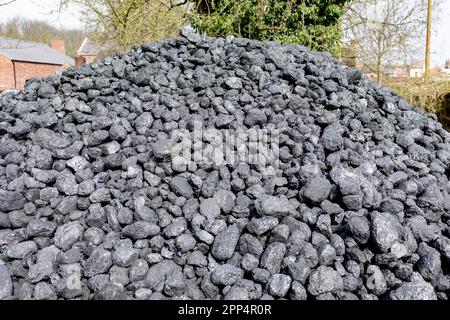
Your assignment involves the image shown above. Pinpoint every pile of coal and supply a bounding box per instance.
[0,28,449,300]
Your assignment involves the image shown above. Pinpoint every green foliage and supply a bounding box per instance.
[192,0,349,55]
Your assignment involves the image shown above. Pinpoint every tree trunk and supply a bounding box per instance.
[376,60,382,86]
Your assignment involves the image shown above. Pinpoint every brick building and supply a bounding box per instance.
[0,38,74,92]
[75,37,99,67]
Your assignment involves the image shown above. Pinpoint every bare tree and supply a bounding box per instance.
[0,17,86,57]
[58,0,189,51]
[341,0,434,85]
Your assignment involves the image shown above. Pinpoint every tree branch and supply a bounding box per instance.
[0,0,16,6]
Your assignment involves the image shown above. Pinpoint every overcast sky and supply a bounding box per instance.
[0,0,449,67]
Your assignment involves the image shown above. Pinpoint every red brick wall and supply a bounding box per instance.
[11,61,63,90]
[84,55,97,64]
[51,40,66,55]
[0,55,66,92]
[75,55,86,67]
[0,53,15,92]
[75,55,97,67]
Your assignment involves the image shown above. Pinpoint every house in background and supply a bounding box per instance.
[75,37,99,66]
[442,59,450,77]
[385,60,425,80]
[409,60,425,78]
[0,38,74,92]
[353,62,378,81]
[387,65,409,78]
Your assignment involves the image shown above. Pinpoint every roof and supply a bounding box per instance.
[410,60,424,69]
[390,65,409,77]
[0,37,74,66]
[77,38,99,56]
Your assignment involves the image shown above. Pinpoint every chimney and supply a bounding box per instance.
[75,55,86,67]
[51,40,65,55]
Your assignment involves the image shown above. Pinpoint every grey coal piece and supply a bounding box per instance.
[0,27,449,300]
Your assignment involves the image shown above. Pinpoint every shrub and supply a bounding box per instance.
[192,0,349,56]
[384,78,450,115]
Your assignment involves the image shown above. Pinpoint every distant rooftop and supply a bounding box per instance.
[409,60,424,69]
[77,38,100,56]
[0,37,74,66]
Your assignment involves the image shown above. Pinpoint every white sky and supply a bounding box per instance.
[0,0,449,67]
[430,0,450,67]
[0,0,83,29]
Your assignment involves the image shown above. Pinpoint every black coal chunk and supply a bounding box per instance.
[0,27,448,301]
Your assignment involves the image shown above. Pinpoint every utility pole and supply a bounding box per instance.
[425,0,432,79]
